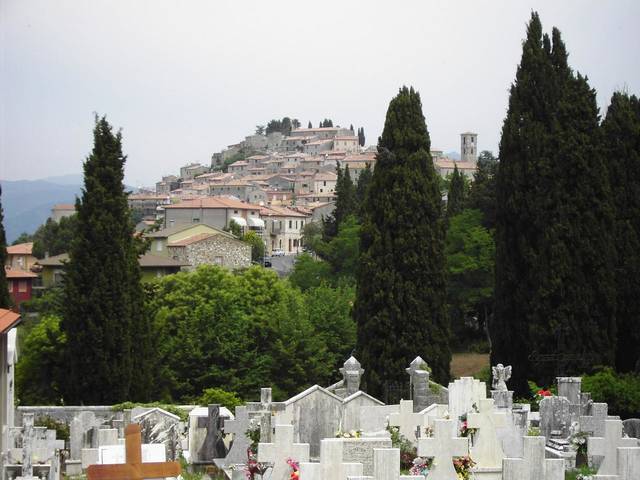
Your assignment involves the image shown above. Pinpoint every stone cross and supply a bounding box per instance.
[198,404,226,461]
[21,413,35,479]
[491,364,511,391]
[87,424,180,480]
[340,357,365,396]
[257,424,310,480]
[588,419,638,475]
[417,419,469,480]
[260,387,273,443]
[467,398,507,469]
[502,436,564,480]
[388,400,424,444]
[299,438,363,480]
[223,405,252,465]
[579,403,608,438]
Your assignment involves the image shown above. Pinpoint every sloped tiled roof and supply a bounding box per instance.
[164,196,260,211]
[6,243,33,255]
[0,309,21,334]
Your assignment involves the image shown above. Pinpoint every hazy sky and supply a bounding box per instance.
[1,1,639,187]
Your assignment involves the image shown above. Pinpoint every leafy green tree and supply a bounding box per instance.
[12,233,34,245]
[601,91,640,372]
[61,116,152,404]
[354,86,450,398]
[322,215,360,281]
[288,253,332,292]
[302,221,323,253]
[16,315,66,405]
[198,388,243,410]
[266,119,282,135]
[446,164,466,218]
[292,119,301,130]
[255,125,265,135]
[243,230,265,262]
[445,209,494,349]
[0,186,12,308]
[327,163,356,240]
[321,119,334,128]
[31,215,79,259]
[281,117,293,136]
[467,151,498,230]
[225,219,243,238]
[492,14,616,394]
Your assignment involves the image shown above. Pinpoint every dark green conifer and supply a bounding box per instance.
[467,151,498,229]
[602,92,640,372]
[493,14,616,394]
[308,121,313,129]
[0,187,12,309]
[354,87,450,399]
[355,164,373,220]
[446,164,465,218]
[61,116,151,404]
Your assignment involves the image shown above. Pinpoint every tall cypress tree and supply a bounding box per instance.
[61,116,151,404]
[308,121,313,129]
[354,87,449,398]
[492,14,616,394]
[602,92,640,372]
[355,164,373,221]
[0,187,12,309]
[446,164,465,218]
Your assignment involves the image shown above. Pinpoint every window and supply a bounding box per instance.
[156,240,163,252]
[301,220,304,227]
[323,181,327,186]
[18,280,27,293]
[289,220,293,229]
[234,210,239,214]
[193,217,200,223]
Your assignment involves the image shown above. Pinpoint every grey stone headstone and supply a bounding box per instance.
[69,417,83,460]
[22,413,35,478]
[540,396,571,441]
[623,418,640,439]
[223,406,253,465]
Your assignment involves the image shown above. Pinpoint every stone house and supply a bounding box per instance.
[303,139,333,155]
[333,136,360,153]
[260,206,310,255]
[50,203,76,222]
[167,233,251,271]
[209,181,267,204]
[5,243,37,271]
[228,161,249,175]
[312,172,338,194]
[163,196,263,231]
[289,127,352,139]
[0,309,20,457]
[127,194,171,220]
[156,175,180,195]
[180,163,208,180]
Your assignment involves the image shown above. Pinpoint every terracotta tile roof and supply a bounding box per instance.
[334,136,358,141]
[229,161,249,167]
[343,153,376,162]
[128,194,169,200]
[260,206,309,218]
[36,253,69,267]
[52,203,75,210]
[0,309,21,334]
[6,242,33,255]
[168,233,216,247]
[435,160,477,170]
[138,253,190,267]
[164,196,260,210]
[314,172,338,181]
[4,267,38,279]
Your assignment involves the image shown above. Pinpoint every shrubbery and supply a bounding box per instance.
[581,367,640,419]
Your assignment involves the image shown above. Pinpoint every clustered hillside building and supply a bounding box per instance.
[432,132,479,178]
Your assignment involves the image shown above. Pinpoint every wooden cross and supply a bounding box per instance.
[467,398,507,468]
[388,399,424,444]
[417,419,468,480]
[87,424,180,480]
[588,419,637,476]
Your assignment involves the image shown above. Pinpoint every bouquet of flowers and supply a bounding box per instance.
[335,429,362,438]
[571,431,589,455]
[423,425,434,437]
[409,456,434,476]
[535,388,552,404]
[453,456,476,480]
[286,458,299,480]
[459,418,477,438]
[245,448,269,480]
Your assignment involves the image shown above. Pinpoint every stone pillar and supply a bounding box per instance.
[491,390,513,409]
[406,356,430,412]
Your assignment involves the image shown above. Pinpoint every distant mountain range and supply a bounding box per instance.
[445,151,461,160]
[1,175,84,243]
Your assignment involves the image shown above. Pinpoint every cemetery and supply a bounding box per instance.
[1,356,639,480]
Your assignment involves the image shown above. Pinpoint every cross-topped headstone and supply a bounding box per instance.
[579,403,608,438]
[223,406,253,465]
[257,424,310,480]
[467,398,507,468]
[389,400,424,444]
[588,419,638,475]
[503,436,564,480]
[260,388,273,443]
[417,419,468,480]
[87,424,180,480]
[299,438,363,480]
[21,413,35,479]
[406,357,431,412]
